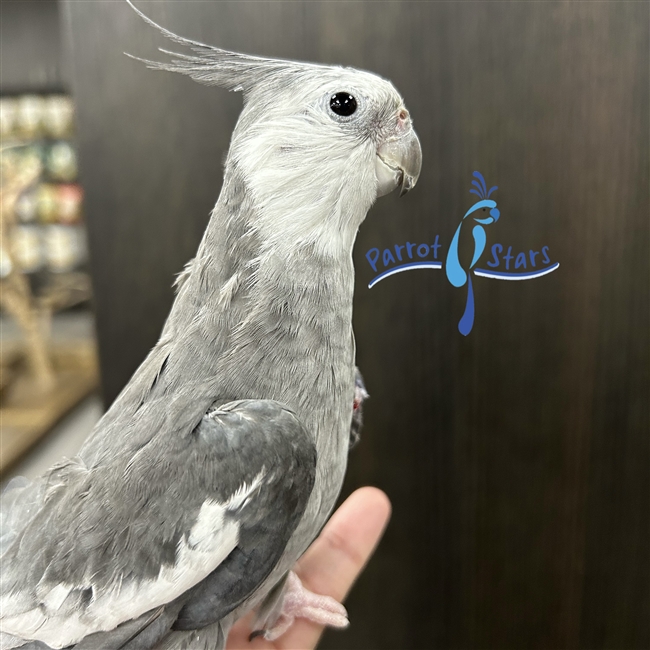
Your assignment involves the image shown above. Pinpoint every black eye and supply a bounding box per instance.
[330,92,357,117]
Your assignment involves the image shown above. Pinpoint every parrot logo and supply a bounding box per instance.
[365,170,560,335]
[445,171,500,335]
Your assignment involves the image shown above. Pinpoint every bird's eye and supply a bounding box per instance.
[330,92,357,117]
[482,208,486,212]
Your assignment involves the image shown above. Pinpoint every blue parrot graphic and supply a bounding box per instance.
[445,171,500,335]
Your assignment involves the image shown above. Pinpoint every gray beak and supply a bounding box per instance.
[375,128,422,198]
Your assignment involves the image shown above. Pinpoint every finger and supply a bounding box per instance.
[298,487,392,599]
[276,486,391,650]
[227,487,391,650]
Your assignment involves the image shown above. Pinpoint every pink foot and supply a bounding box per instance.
[261,572,349,641]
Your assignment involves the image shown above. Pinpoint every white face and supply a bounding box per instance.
[239,67,421,199]
[311,71,421,198]
[230,67,421,257]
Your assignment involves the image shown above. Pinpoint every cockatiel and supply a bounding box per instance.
[0,3,421,649]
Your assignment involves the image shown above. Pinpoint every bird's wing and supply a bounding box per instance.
[0,399,316,650]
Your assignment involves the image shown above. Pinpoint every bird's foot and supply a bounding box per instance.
[250,571,349,642]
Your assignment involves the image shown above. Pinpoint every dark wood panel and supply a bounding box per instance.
[63,2,648,649]
[1,0,69,93]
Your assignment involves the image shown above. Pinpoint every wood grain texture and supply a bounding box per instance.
[63,2,648,648]
[0,0,69,93]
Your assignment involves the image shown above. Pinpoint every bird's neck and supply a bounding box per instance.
[164,161,365,390]
[190,157,371,309]
[159,164,359,456]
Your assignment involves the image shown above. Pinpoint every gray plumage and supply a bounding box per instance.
[0,3,421,649]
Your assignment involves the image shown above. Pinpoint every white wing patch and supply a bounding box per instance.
[41,583,73,612]
[0,472,266,649]
[224,469,265,512]
[0,631,26,650]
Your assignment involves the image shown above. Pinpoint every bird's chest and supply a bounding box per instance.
[200,254,358,530]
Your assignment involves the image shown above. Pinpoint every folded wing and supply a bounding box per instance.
[0,399,316,650]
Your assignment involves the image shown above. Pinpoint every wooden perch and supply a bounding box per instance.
[0,149,55,389]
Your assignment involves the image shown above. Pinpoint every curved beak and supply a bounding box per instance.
[375,127,422,198]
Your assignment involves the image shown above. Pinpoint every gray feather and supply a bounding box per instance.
[0,477,46,557]
[1,401,315,649]
[124,0,309,94]
[250,574,290,638]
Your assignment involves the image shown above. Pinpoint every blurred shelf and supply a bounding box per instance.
[0,341,98,474]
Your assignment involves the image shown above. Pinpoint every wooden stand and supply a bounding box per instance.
[1,145,98,474]
[0,342,98,473]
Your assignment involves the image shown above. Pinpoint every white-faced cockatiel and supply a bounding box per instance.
[0,4,421,649]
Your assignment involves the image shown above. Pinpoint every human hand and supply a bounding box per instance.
[226,487,392,650]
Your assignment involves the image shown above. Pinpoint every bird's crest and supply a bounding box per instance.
[125,0,308,95]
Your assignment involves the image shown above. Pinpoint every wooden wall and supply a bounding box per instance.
[63,2,648,648]
[1,0,68,94]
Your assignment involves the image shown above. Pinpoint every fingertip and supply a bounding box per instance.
[351,486,392,521]
[342,487,392,537]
